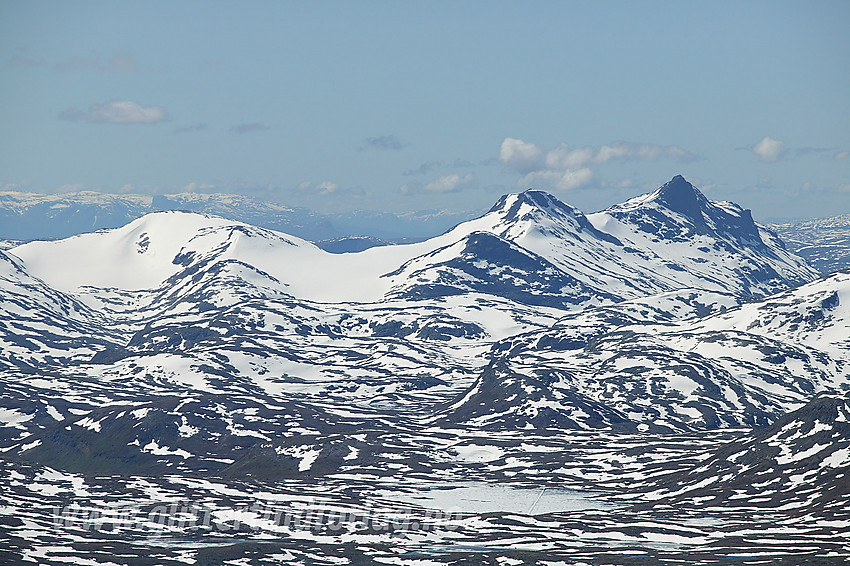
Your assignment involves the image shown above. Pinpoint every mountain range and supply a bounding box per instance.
[0,189,473,246]
[4,184,849,276]
[1,175,848,564]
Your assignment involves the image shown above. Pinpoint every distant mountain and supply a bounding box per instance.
[327,208,478,241]
[382,177,816,308]
[10,177,816,309]
[770,213,850,275]
[587,175,814,299]
[0,191,149,241]
[312,235,391,253]
[0,190,334,241]
[0,239,24,251]
[0,190,475,244]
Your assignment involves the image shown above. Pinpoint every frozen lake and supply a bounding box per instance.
[388,483,609,515]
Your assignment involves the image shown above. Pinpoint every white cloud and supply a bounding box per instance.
[544,142,692,169]
[423,173,475,193]
[317,181,339,194]
[835,150,849,161]
[503,138,693,192]
[600,142,691,162]
[545,144,595,169]
[499,138,543,173]
[400,173,476,195]
[752,136,785,162]
[519,168,593,192]
[60,100,166,124]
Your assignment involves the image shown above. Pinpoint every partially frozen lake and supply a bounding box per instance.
[388,483,609,515]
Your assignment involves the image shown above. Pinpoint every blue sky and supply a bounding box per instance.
[1,1,848,220]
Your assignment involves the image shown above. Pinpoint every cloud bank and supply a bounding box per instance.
[60,100,166,124]
[424,173,475,193]
[499,138,544,174]
[500,138,696,191]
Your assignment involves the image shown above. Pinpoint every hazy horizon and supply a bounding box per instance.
[2,1,848,220]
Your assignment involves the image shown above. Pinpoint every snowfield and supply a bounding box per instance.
[1,177,847,564]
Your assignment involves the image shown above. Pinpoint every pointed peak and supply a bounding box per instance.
[651,175,708,218]
[518,188,554,203]
[488,189,580,217]
[485,189,622,245]
[656,175,699,196]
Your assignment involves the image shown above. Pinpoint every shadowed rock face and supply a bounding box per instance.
[653,175,710,221]
[609,175,766,247]
[386,231,616,309]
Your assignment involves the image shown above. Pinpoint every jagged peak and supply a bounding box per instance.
[482,189,622,246]
[489,189,581,217]
[647,175,709,219]
[608,176,756,226]
[610,176,706,214]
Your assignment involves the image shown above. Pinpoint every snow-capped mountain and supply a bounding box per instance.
[385,177,816,308]
[10,177,817,305]
[382,230,620,309]
[588,175,814,298]
[1,176,846,563]
[4,177,825,418]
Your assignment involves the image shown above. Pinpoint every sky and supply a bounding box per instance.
[1,0,848,221]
